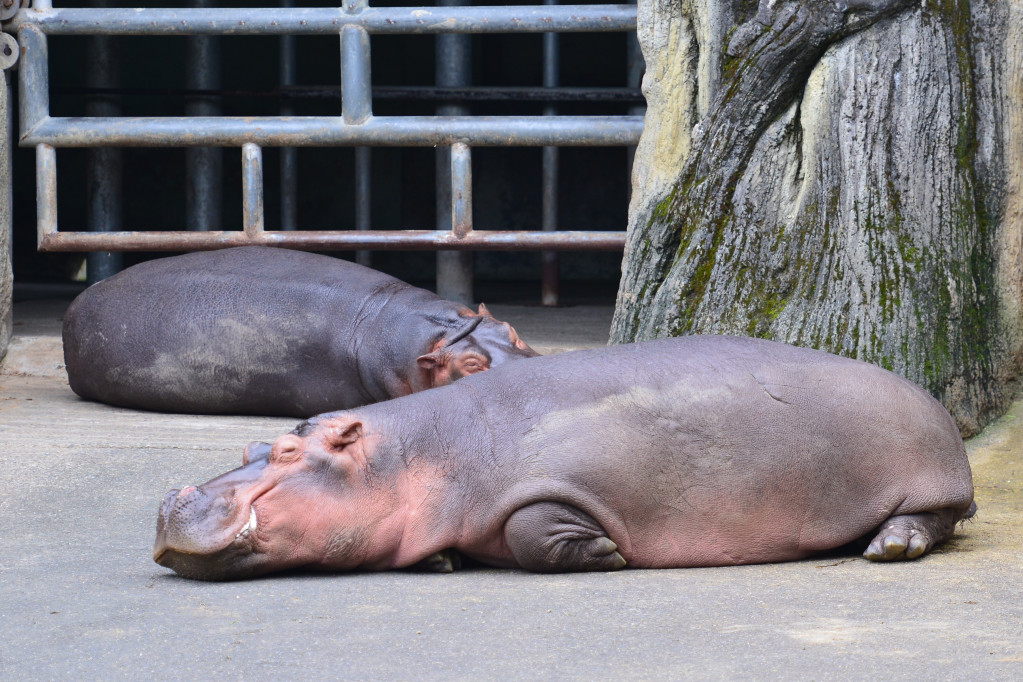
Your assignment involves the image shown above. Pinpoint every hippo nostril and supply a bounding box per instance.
[179,485,197,497]
[270,434,305,464]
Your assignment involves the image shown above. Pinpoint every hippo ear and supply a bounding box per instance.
[417,351,451,389]
[477,303,493,318]
[417,351,446,371]
[327,421,367,468]
[330,422,362,447]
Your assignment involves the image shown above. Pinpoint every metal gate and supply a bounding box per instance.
[5,1,642,299]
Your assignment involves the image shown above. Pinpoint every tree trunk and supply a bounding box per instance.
[614,0,1023,436]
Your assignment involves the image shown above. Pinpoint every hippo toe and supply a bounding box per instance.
[863,503,977,561]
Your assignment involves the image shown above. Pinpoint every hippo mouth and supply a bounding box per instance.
[153,470,274,580]
[235,507,258,540]
[155,491,244,549]
[158,502,259,552]
[153,497,266,580]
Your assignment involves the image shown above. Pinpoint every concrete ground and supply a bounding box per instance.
[1,293,1021,679]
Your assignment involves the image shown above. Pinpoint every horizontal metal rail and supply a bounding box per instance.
[7,5,636,35]
[23,115,643,148]
[36,230,628,253]
[52,85,647,104]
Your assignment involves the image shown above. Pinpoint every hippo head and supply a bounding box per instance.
[154,416,401,580]
[416,304,538,387]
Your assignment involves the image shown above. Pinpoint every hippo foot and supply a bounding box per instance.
[863,508,963,561]
[411,549,462,573]
[505,502,627,573]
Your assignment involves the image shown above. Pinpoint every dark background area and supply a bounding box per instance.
[11,0,640,304]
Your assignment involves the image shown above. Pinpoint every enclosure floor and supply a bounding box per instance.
[1,293,1021,678]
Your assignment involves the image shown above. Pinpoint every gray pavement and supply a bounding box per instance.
[1,296,1021,679]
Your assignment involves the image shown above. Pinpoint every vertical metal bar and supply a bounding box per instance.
[17,25,49,139]
[241,143,264,238]
[36,143,57,248]
[185,0,222,232]
[280,0,298,231]
[541,0,560,306]
[340,26,372,125]
[341,1,373,266]
[450,142,472,238]
[354,146,372,267]
[541,147,559,305]
[85,1,122,283]
[435,0,473,304]
[1,69,13,360]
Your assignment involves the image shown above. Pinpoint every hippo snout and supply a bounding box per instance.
[155,484,244,559]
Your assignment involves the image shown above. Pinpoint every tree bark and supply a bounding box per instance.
[614,0,1023,435]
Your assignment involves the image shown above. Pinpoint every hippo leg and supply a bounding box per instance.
[410,549,462,573]
[863,504,975,561]
[505,502,627,573]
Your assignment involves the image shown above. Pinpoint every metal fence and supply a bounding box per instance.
[7,2,642,297]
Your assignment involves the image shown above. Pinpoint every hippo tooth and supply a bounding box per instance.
[235,508,257,539]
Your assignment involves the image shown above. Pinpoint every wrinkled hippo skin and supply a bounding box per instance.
[154,336,976,580]
[63,246,537,416]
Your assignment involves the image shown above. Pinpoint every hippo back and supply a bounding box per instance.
[63,247,470,416]
[367,336,973,568]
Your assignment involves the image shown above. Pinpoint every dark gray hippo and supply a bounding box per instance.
[63,246,537,417]
[154,336,975,580]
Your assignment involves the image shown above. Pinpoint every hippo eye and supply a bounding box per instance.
[461,357,488,373]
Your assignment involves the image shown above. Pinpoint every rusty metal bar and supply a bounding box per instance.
[21,115,643,148]
[341,26,372,124]
[37,230,627,252]
[241,143,264,238]
[9,6,638,36]
[17,25,48,140]
[450,142,472,239]
[35,143,56,249]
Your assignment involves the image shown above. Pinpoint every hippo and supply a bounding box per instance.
[63,246,537,417]
[153,336,976,580]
